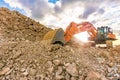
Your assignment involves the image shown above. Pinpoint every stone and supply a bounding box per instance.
[5,68,13,75]
[0,67,10,76]
[101,75,108,80]
[66,63,78,77]
[86,71,101,80]
[97,58,105,64]
[79,75,85,80]
[55,74,64,80]
[65,72,70,80]
[35,74,45,80]
[29,68,36,76]
[107,67,113,73]
[0,62,4,69]
[47,67,54,74]
[107,71,114,77]
[13,50,22,59]
[21,68,26,72]
[20,77,28,80]
[22,69,29,76]
[108,62,114,67]
[86,71,108,80]
[56,66,63,75]
[118,68,120,73]
[64,63,70,67]
[45,77,50,80]
[99,51,110,59]
[71,77,77,80]
[114,73,119,77]
[53,60,61,66]
[47,61,53,67]
[25,40,29,42]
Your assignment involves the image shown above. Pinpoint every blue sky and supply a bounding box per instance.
[48,0,59,4]
[0,0,120,30]
[0,0,9,8]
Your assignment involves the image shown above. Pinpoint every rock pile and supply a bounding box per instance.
[0,41,119,80]
[0,7,51,42]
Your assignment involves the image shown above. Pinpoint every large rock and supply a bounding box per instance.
[0,67,10,76]
[66,63,78,77]
[86,71,108,80]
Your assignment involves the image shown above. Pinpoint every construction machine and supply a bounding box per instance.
[43,22,116,47]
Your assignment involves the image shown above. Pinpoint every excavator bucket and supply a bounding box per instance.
[42,28,66,45]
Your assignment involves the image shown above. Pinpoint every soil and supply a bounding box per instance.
[0,7,120,80]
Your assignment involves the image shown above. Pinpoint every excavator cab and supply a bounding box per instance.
[97,26,108,41]
[97,26,116,42]
[96,26,116,48]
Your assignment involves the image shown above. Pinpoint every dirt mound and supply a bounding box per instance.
[0,41,120,80]
[0,7,120,80]
[0,7,51,41]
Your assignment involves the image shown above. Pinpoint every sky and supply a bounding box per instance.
[0,0,120,30]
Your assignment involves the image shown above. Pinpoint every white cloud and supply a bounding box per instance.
[4,0,31,16]
[4,0,120,30]
[93,2,120,30]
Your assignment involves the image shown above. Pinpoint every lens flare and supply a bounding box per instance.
[73,31,89,42]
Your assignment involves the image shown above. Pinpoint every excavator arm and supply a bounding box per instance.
[64,22,97,42]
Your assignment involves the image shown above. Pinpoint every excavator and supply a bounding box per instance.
[43,22,116,47]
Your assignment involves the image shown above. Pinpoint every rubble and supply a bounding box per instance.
[0,7,120,80]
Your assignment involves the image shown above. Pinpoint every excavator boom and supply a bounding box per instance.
[64,22,97,42]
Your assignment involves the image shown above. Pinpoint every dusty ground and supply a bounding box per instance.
[0,7,120,80]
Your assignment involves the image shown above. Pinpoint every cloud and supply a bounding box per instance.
[54,5,62,13]
[3,0,120,30]
[98,8,105,14]
[82,6,97,19]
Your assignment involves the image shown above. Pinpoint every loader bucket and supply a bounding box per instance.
[42,28,66,45]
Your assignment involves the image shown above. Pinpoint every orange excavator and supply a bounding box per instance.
[64,22,97,43]
[43,21,116,47]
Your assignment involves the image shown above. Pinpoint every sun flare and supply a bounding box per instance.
[73,31,89,42]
